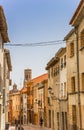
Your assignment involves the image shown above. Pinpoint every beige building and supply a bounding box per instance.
[38,78,48,127]
[46,48,67,130]
[20,87,27,125]
[56,48,67,130]
[9,84,20,124]
[4,49,12,125]
[0,6,11,130]
[64,0,84,129]
[46,54,60,130]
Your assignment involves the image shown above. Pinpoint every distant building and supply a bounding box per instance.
[24,69,32,82]
[20,87,27,125]
[9,84,20,124]
[10,84,18,93]
[24,68,32,89]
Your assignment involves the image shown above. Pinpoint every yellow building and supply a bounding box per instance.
[64,0,84,129]
[9,84,20,124]
[26,81,33,124]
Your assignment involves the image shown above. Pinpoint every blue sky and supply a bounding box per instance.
[0,0,80,89]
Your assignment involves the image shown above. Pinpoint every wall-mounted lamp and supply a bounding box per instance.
[48,86,52,94]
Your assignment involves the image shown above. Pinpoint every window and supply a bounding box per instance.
[70,42,74,57]
[38,100,42,106]
[81,73,84,90]
[72,105,77,129]
[57,66,59,74]
[56,67,58,76]
[51,68,53,77]
[54,68,56,76]
[57,112,59,130]
[48,97,51,105]
[65,112,67,130]
[60,83,63,98]
[61,58,63,70]
[64,55,66,67]
[64,82,66,97]
[80,29,84,48]
[48,70,50,78]
[62,112,64,130]
[71,77,75,92]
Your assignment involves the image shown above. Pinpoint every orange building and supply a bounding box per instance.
[26,73,48,125]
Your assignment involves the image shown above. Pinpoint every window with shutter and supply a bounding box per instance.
[71,76,75,92]
[70,42,74,57]
[80,29,84,49]
[81,73,84,90]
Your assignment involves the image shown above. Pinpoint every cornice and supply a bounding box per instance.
[45,57,59,70]
[69,0,84,26]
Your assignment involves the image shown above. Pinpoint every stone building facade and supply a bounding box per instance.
[46,48,67,130]
[9,84,20,124]
[64,0,84,129]
[0,6,11,130]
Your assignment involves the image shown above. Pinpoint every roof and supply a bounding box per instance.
[69,0,84,26]
[20,87,27,93]
[45,57,59,70]
[46,48,66,70]
[64,28,75,40]
[28,73,48,86]
[55,47,66,57]
[0,6,9,43]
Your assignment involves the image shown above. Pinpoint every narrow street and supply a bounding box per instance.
[9,124,52,130]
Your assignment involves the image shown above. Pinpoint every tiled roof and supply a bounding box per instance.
[20,87,27,93]
[21,73,48,92]
[29,73,48,86]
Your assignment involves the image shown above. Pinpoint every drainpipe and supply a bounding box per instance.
[75,26,82,130]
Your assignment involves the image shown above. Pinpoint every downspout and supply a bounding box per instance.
[75,26,82,130]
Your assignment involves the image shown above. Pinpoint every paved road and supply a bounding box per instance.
[9,125,52,130]
[22,124,52,130]
[9,126,15,130]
